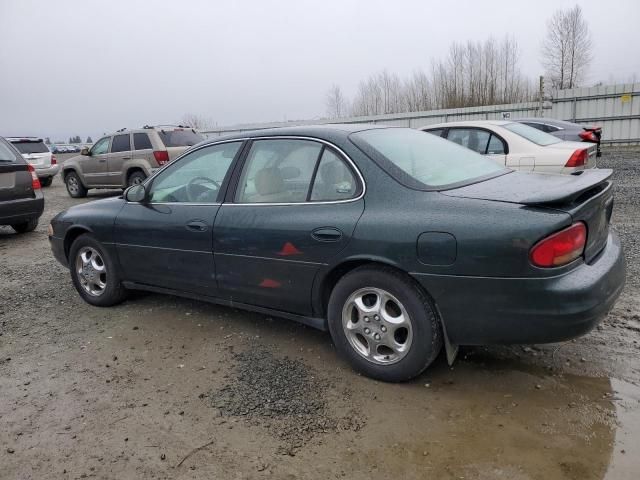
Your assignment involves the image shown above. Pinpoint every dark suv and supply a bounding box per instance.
[0,136,44,233]
[61,126,205,197]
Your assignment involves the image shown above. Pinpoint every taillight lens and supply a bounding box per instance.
[579,131,598,142]
[565,149,588,167]
[153,150,170,165]
[27,163,41,190]
[530,222,587,267]
[51,155,57,165]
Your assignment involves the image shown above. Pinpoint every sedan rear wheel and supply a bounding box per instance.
[69,234,127,307]
[328,265,442,382]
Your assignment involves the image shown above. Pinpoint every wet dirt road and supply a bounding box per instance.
[1,150,639,479]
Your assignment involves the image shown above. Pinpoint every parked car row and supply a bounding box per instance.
[51,144,82,154]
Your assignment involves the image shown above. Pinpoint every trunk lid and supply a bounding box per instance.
[443,169,614,262]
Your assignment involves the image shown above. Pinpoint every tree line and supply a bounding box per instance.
[326,5,593,118]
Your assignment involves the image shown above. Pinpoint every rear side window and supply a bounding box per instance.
[11,140,49,154]
[351,128,507,190]
[111,134,131,153]
[0,138,20,162]
[486,135,506,155]
[133,133,153,150]
[236,139,322,203]
[446,128,491,154]
[310,149,358,201]
[157,129,204,147]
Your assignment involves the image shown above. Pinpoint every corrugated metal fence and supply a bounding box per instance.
[203,83,640,145]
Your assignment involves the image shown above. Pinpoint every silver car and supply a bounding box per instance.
[7,137,59,187]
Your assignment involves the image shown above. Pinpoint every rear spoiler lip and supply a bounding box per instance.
[518,169,612,205]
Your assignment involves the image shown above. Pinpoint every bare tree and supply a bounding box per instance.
[541,5,593,89]
[180,113,215,130]
[325,84,347,118]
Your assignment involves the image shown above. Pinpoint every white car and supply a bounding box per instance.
[420,120,597,174]
[7,137,59,187]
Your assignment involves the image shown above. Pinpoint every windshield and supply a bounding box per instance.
[350,128,507,189]
[158,129,204,147]
[11,140,49,154]
[503,122,562,146]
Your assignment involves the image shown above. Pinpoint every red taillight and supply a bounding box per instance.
[153,150,169,165]
[579,131,598,142]
[27,163,41,190]
[51,155,57,165]
[530,222,587,268]
[565,149,588,168]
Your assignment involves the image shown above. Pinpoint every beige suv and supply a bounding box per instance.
[61,126,204,197]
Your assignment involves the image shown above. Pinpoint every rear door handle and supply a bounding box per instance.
[311,227,342,242]
[186,220,208,232]
[122,157,131,160]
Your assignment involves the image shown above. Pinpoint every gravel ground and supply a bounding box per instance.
[1,149,639,479]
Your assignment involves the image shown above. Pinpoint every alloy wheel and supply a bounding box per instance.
[75,246,107,296]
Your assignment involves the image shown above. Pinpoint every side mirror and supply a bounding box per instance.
[81,147,90,156]
[124,184,146,202]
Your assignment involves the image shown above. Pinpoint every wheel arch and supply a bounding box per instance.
[63,226,94,261]
[62,167,88,187]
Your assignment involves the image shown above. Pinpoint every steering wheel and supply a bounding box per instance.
[185,176,221,202]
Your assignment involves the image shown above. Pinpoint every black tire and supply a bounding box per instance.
[327,265,443,382]
[127,170,147,187]
[65,171,88,198]
[69,234,128,307]
[40,177,53,187]
[11,218,38,233]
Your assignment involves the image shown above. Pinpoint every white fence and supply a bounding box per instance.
[203,83,640,145]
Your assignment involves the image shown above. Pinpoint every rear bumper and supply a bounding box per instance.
[411,231,626,345]
[0,191,44,226]
[35,164,60,178]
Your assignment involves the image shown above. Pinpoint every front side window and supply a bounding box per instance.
[446,128,491,154]
[91,137,110,155]
[503,122,561,146]
[351,127,507,190]
[148,142,241,203]
[133,133,153,150]
[310,149,358,201]
[236,139,322,203]
[111,134,131,153]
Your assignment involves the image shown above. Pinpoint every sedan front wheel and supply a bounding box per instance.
[328,265,442,382]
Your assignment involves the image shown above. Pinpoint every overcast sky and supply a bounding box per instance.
[1,0,638,141]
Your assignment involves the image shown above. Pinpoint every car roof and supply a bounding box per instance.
[202,123,396,143]
[6,136,44,142]
[421,120,512,130]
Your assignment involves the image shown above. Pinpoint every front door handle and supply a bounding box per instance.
[186,220,208,232]
[311,227,342,242]
[122,156,131,160]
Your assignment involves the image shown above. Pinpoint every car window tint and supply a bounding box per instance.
[148,142,241,203]
[522,122,545,132]
[310,149,358,201]
[0,138,19,162]
[236,139,322,203]
[350,128,506,189]
[133,133,153,150]
[545,124,561,132]
[424,129,444,137]
[91,137,110,155]
[111,134,131,153]
[157,129,204,147]
[11,140,49,154]
[486,134,506,155]
[446,128,490,154]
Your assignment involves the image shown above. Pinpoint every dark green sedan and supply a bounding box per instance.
[49,125,625,381]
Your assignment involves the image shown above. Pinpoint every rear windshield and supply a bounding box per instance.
[350,128,507,190]
[10,140,49,154]
[157,129,204,147]
[0,138,19,162]
[503,122,561,146]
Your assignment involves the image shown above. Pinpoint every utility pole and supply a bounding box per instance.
[538,75,544,117]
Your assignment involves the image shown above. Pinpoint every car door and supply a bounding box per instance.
[214,138,365,315]
[106,133,132,186]
[81,136,110,186]
[114,141,244,296]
